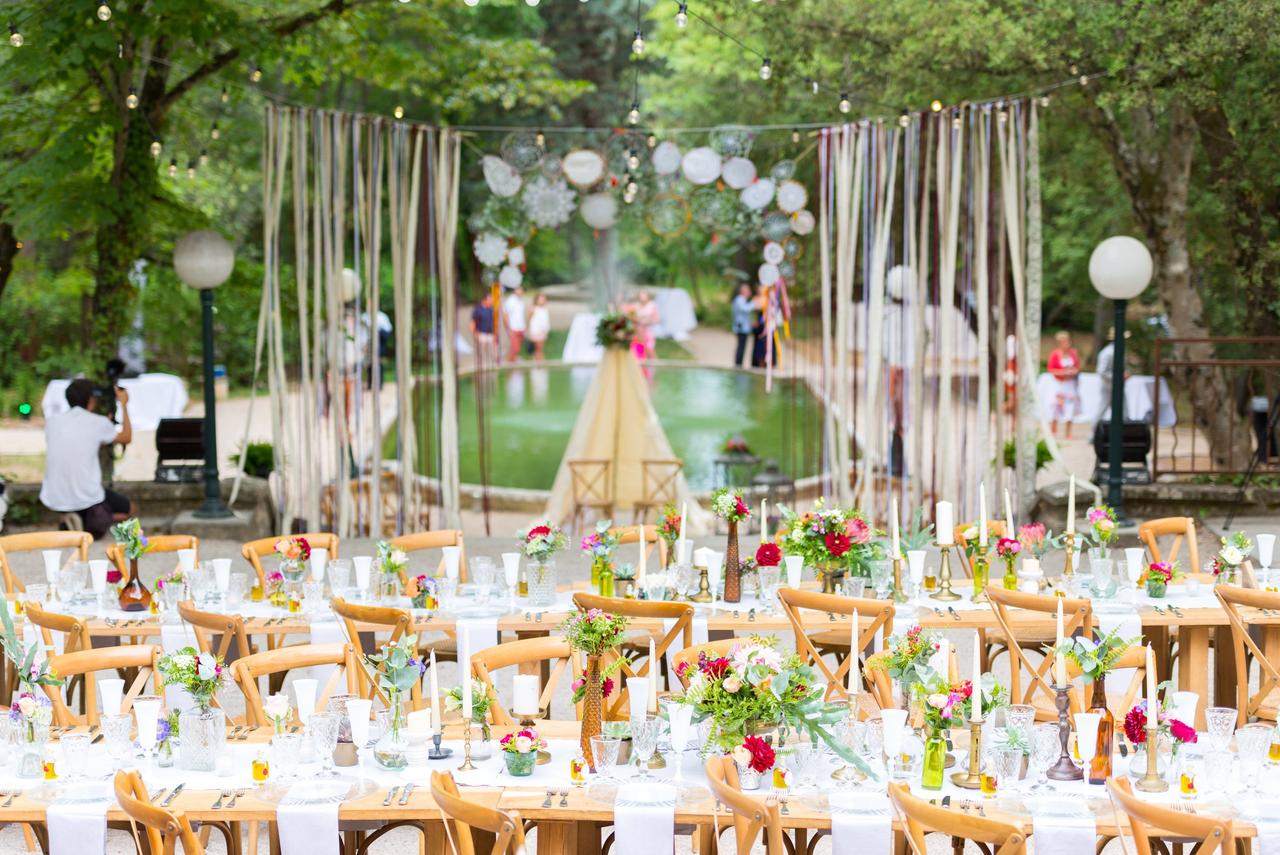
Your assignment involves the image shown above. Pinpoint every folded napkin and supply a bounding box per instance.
[1236,799,1280,855]
[829,791,891,855]
[456,617,499,666]
[1095,609,1141,690]
[614,783,676,855]
[278,779,350,855]
[1030,798,1096,855]
[47,798,109,855]
[160,623,198,712]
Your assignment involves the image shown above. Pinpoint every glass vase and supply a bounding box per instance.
[723,520,741,603]
[527,560,557,608]
[280,559,306,583]
[1002,557,1018,591]
[735,760,762,790]
[17,711,50,779]
[597,566,614,598]
[378,574,401,604]
[504,750,536,777]
[580,655,604,771]
[921,727,947,790]
[1087,681,1114,785]
[1146,579,1167,598]
[374,691,408,770]
[118,557,152,612]
[178,706,225,772]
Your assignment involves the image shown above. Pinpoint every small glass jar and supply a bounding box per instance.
[505,750,537,777]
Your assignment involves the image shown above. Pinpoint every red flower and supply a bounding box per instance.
[674,660,691,681]
[106,569,123,584]
[755,543,782,567]
[1169,719,1198,744]
[527,525,551,541]
[700,655,730,679]
[824,532,851,557]
[954,679,973,700]
[601,677,615,699]
[1123,704,1148,744]
[845,517,871,545]
[742,735,775,773]
[734,498,750,518]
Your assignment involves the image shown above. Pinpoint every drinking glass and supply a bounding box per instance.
[190,564,215,606]
[303,581,325,614]
[665,702,694,781]
[1028,723,1060,793]
[1004,704,1036,742]
[471,558,496,603]
[869,560,893,599]
[631,715,661,780]
[58,564,86,605]
[272,733,304,780]
[790,743,826,791]
[758,565,780,612]
[227,573,247,608]
[842,576,867,599]
[27,584,48,604]
[1204,707,1237,750]
[133,695,162,762]
[983,748,1022,799]
[309,711,341,777]
[101,713,134,767]
[60,733,90,779]
[590,735,621,780]
[864,718,885,766]
[327,559,352,594]
[1236,724,1271,787]
[1203,750,1233,794]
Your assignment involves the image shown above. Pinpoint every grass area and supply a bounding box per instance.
[0,453,45,482]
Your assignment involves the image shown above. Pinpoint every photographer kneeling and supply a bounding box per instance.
[40,379,136,539]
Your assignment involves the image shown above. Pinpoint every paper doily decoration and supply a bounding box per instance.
[652,141,682,175]
[761,211,794,241]
[562,150,607,188]
[681,147,723,185]
[778,259,796,280]
[710,125,754,157]
[580,192,619,230]
[758,263,781,286]
[645,193,692,237]
[722,157,757,190]
[483,155,522,198]
[521,176,576,229]
[539,155,563,178]
[691,187,738,228]
[500,132,544,171]
[507,245,526,266]
[740,178,775,210]
[790,210,816,235]
[776,180,808,214]
[762,241,785,264]
[473,233,509,267]
[498,264,523,289]
[770,159,796,182]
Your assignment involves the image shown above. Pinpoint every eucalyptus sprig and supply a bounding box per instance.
[1046,627,1140,683]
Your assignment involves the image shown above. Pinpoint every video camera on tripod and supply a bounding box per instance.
[91,358,126,422]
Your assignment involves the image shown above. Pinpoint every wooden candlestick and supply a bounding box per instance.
[1046,685,1082,781]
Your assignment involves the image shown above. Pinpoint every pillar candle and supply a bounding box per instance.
[848,609,860,694]
[979,482,988,546]
[1004,489,1015,533]
[461,655,473,721]
[1054,599,1066,687]
[936,501,954,544]
[1066,475,1076,535]
[890,505,900,560]
[648,638,659,712]
[638,523,647,585]
[760,499,768,545]
[513,674,540,717]
[1145,645,1157,714]
[429,649,442,735]
[407,709,433,736]
[971,632,983,722]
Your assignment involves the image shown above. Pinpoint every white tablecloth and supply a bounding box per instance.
[42,373,189,432]
[561,312,603,364]
[1035,373,1175,428]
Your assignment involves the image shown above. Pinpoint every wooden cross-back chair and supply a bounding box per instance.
[106,534,199,578]
[1138,517,1200,574]
[1215,585,1280,726]
[468,637,577,726]
[1107,777,1237,855]
[568,459,614,534]
[631,458,683,525]
[986,586,1093,721]
[704,756,787,854]
[24,602,90,713]
[572,593,692,718]
[330,597,421,708]
[232,642,357,727]
[0,530,92,594]
[671,639,740,687]
[776,587,894,705]
[430,771,528,855]
[114,769,206,855]
[240,532,339,589]
[321,471,432,537]
[890,782,1027,855]
[390,529,467,584]
[178,600,255,665]
[605,525,668,569]
[40,644,163,727]
[954,520,1009,576]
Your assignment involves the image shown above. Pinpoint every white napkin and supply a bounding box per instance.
[614,783,676,855]
[277,779,348,855]
[1236,799,1280,855]
[456,617,499,667]
[1031,800,1096,855]
[662,615,709,676]
[1094,608,1141,690]
[307,618,345,685]
[160,622,198,711]
[829,792,891,854]
[47,798,109,855]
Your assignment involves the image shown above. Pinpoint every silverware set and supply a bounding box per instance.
[163,784,184,807]
[211,789,231,810]
[947,606,962,621]
[541,790,554,808]
[398,783,414,805]
[104,618,148,628]
[382,786,400,806]
[225,789,246,809]
[227,726,257,741]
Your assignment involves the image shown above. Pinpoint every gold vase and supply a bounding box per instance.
[580,655,603,772]
[723,520,741,603]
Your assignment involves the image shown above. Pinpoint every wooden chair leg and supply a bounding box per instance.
[21,822,37,852]
[248,820,260,855]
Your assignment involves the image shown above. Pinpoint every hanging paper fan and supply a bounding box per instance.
[761,210,793,241]
[501,131,544,171]
[776,179,808,214]
[770,159,797,182]
[652,140,682,175]
[480,195,533,243]
[473,232,508,267]
[778,259,796,280]
[762,241,785,265]
[562,149,607,188]
[782,236,803,260]
[710,124,754,157]
[691,186,737,228]
[507,245,526,267]
[790,209,816,235]
[721,157,757,190]
[580,192,619,230]
[645,193,692,237]
[540,154,563,178]
[521,176,576,229]
[483,155,522,198]
[681,147,722,185]
[758,263,781,286]
[498,264,523,289]
[740,178,775,210]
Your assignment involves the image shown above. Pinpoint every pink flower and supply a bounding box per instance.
[1169,719,1198,744]
[845,517,871,544]
[734,497,750,518]
[527,525,551,541]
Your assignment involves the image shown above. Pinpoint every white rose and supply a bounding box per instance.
[173,654,195,670]
[264,695,289,719]
[514,736,532,753]
[723,676,743,693]
[391,549,407,566]
[732,745,751,767]
[962,526,978,541]
[17,696,35,717]
[926,693,949,710]
[1222,546,1244,565]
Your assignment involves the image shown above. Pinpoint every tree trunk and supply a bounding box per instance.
[0,218,17,306]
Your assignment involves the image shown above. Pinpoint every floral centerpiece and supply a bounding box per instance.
[672,636,872,777]
[1139,561,1180,598]
[0,593,66,776]
[1050,626,1140,781]
[1123,698,1198,781]
[275,536,311,582]
[499,728,548,777]
[365,634,427,770]
[520,521,567,603]
[658,503,682,567]
[1085,505,1118,552]
[995,537,1022,591]
[596,312,636,349]
[776,500,881,593]
[110,518,153,611]
[561,608,629,770]
[155,567,187,615]
[264,693,292,735]
[865,625,942,707]
[723,435,752,456]
[711,487,751,603]
[375,540,408,600]
[756,542,781,568]
[1017,522,1060,560]
[156,646,228,771]
[581,520,621,592]
[730,734,775,789]
[265,569,286,607]
[1211,531,1252,586]
[570,669,616,704]
[411,575,438,609]
[446,678,494,743]
[918,673,972,789]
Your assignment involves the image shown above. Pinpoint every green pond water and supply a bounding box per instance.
[390,365,825,490]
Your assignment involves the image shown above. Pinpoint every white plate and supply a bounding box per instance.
[254,776,378,806]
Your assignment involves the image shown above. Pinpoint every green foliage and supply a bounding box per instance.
[1003,439,1054,472]
[364,634,425,697]
[1050,627,1140,684]
[229,441,274,478]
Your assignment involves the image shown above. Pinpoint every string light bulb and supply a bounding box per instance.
[792,129,800,143]
[997,105,1008,122]
[220,86,229,103]
[759,57,771,81]
[631,29,644,55]
[951,109,962,130]
[930,99,943,112]
[8,24,22,47]
[897,109,910,128]
[647,134,656,148]
[810,79,819,95]
[1038,95,1050,108]
[525,0,538,6]
[126,87,139,109]
[535,130,545,147]
[186,160,196,179]
[1079,74,1089,86]
[167,158,177,178]
[675,2,687,28]
[838,93,851,114]
[250,66,263,83]
[199,149,209,166]
[210,122,220,140]
[464,0,478,6]
[393,105,404,119]
[626,150,639,170]
[627,100,640,126]
[150,139,161,158]
[96,2,111,21]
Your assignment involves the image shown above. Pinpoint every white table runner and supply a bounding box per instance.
[829,792,891,854]
[1030,798,1096,855]
[47,798,109,855]
[277,779,349,855]
[614,783,676,855]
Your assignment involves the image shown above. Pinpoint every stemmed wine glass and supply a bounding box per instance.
[666,703,694,782]
[1027,723,1061,793]
[309,712,342,778]
[631,716,661,781]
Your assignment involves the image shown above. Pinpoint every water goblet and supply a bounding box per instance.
[757,565,780,612]
[864,718,885,767]
[1235,724,1271,787]
[983,747,1023,799]
[790,743,826,791]
[869,560,893,599]
[60,733,90,779]
[843,576,867,599]
[58,564,86,605]
[589,735,621,780]
[471,558,496,603]
[1204,707,1237,751]
[631,715,661,780]
[1027,723,1060,793]
[272,733,304,780]
[1074,712,1101,777]
[27,584,48,604]
[327,559,352,595]
[309,711,342,777]
[666,702,694,781]
[227,573,247,608]
[101,712,135,768]
[1004,704,1036,742]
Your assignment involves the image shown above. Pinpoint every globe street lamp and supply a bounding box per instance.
[1088,235,1154,523]
[174,230,235,519]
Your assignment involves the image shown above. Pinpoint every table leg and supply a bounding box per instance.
[1213,625,1238,712]
[1176,626,1211,730]
[516,630,552,685]
[534,819,600,855]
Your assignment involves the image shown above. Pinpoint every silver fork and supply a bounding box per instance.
[1,793,15,808]
[541,790,554,808]
[558,790,569,807]
[225,789,246,809]
[149,788,167,804]
[382,786,400,806]
[211,790,231,810]
[779,795,789,815]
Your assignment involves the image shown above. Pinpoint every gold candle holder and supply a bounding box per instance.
[1062,531,1077,580]
[931,542,961,601]
[1134,723,1168,792]
[971,544,990,604]
[892,556,908,604]
[951,720,983,788]
[457,722,477,772]
[689,564,712,603]
[513,708,552,765]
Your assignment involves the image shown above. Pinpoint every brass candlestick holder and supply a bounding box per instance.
[1046,685,1082,781]
[931,542,961,602]
[951,720,983,788]
[971,544,990,604]
[1062,531,1077,580]
[689,565,712,603]
[1134,723,1169,792]
[457,722,477,772]
[892,556,908,604]
[512,708,553,765]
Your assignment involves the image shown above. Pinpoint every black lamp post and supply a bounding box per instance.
[1088,235,1153,525]
[174,230,235,519]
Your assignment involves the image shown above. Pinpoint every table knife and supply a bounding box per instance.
[161,783,184,806]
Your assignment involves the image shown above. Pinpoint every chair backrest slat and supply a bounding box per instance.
[331,597,418,707]
[986,586,1093,716]
[390,529,467,583]
[1138,517,1199,574]
[890,782,1027,854]
[106,535,199,579]
[469,637,577,726]
[1215,584,1280,726]
[431,770,527,855]
[42,644,163,727]
[177,600,253,665]
[240,532,339,588]
[1107,777,1235,854]
[704,755,785,853]
[231,642,356,726]
[0,531,92,594]
[777,587,894,705]
[115,769,205,855]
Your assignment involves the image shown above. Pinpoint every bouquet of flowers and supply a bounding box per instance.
[364,635,427,702]
[1211,531,1252,583]
[376,540,408,576]
[570,669,616,705]
[866,625,943,699]
[1139,561,1180,597]
[156,647,226,710]
[446,677,494,739]
[264,694,292,733]
[155,568,185,592]
[1048,626,1139,684]
[595,311,636,349]
[723,435,752,456]
[1123,699,1197,746]
[711,488,751,523]
[274,536,310,563]
[411,575,438,609]
[519,521,568,564]
[732,734,775,774]
[581,521,621,564]
[266,570,286,605]
[672,637,870,775]
[1085,505,1118,547]
[995,537,1022,561]
[776,500,881,577]
[920,675,972,733]
[500,728,547,755]
[560,608,628,656]
[110,518,151,561]
[1017,522,1060,560]
[658,503,682,554]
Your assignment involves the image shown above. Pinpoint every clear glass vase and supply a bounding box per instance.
[178,706,225,772]
[504,750,536,776]
[374,693,408,770]
[17,713,50,779]
[527,561,557,607]
[280,559,306,583]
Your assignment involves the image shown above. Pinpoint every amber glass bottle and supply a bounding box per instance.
[118,559,153,612]
[1087,679,1114,784]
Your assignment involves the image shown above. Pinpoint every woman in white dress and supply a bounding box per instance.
[527,292,551,362]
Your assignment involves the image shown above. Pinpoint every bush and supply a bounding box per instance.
[229,441,274,478]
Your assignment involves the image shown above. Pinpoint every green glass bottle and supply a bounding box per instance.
[1002,557,1019,591]
[598,564,614,598]
[922,728,947,790]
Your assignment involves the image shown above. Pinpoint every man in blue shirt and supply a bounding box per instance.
[731,283,756,368]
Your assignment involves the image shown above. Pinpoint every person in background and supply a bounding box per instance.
[470,290,498,367]
[631,289,660,361]
[40,379,135,538]
[501,285,527,363]
[1047,330,1081,438]
[752,284,777,368]
[731,283,755,367]
[527,291,551,362]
